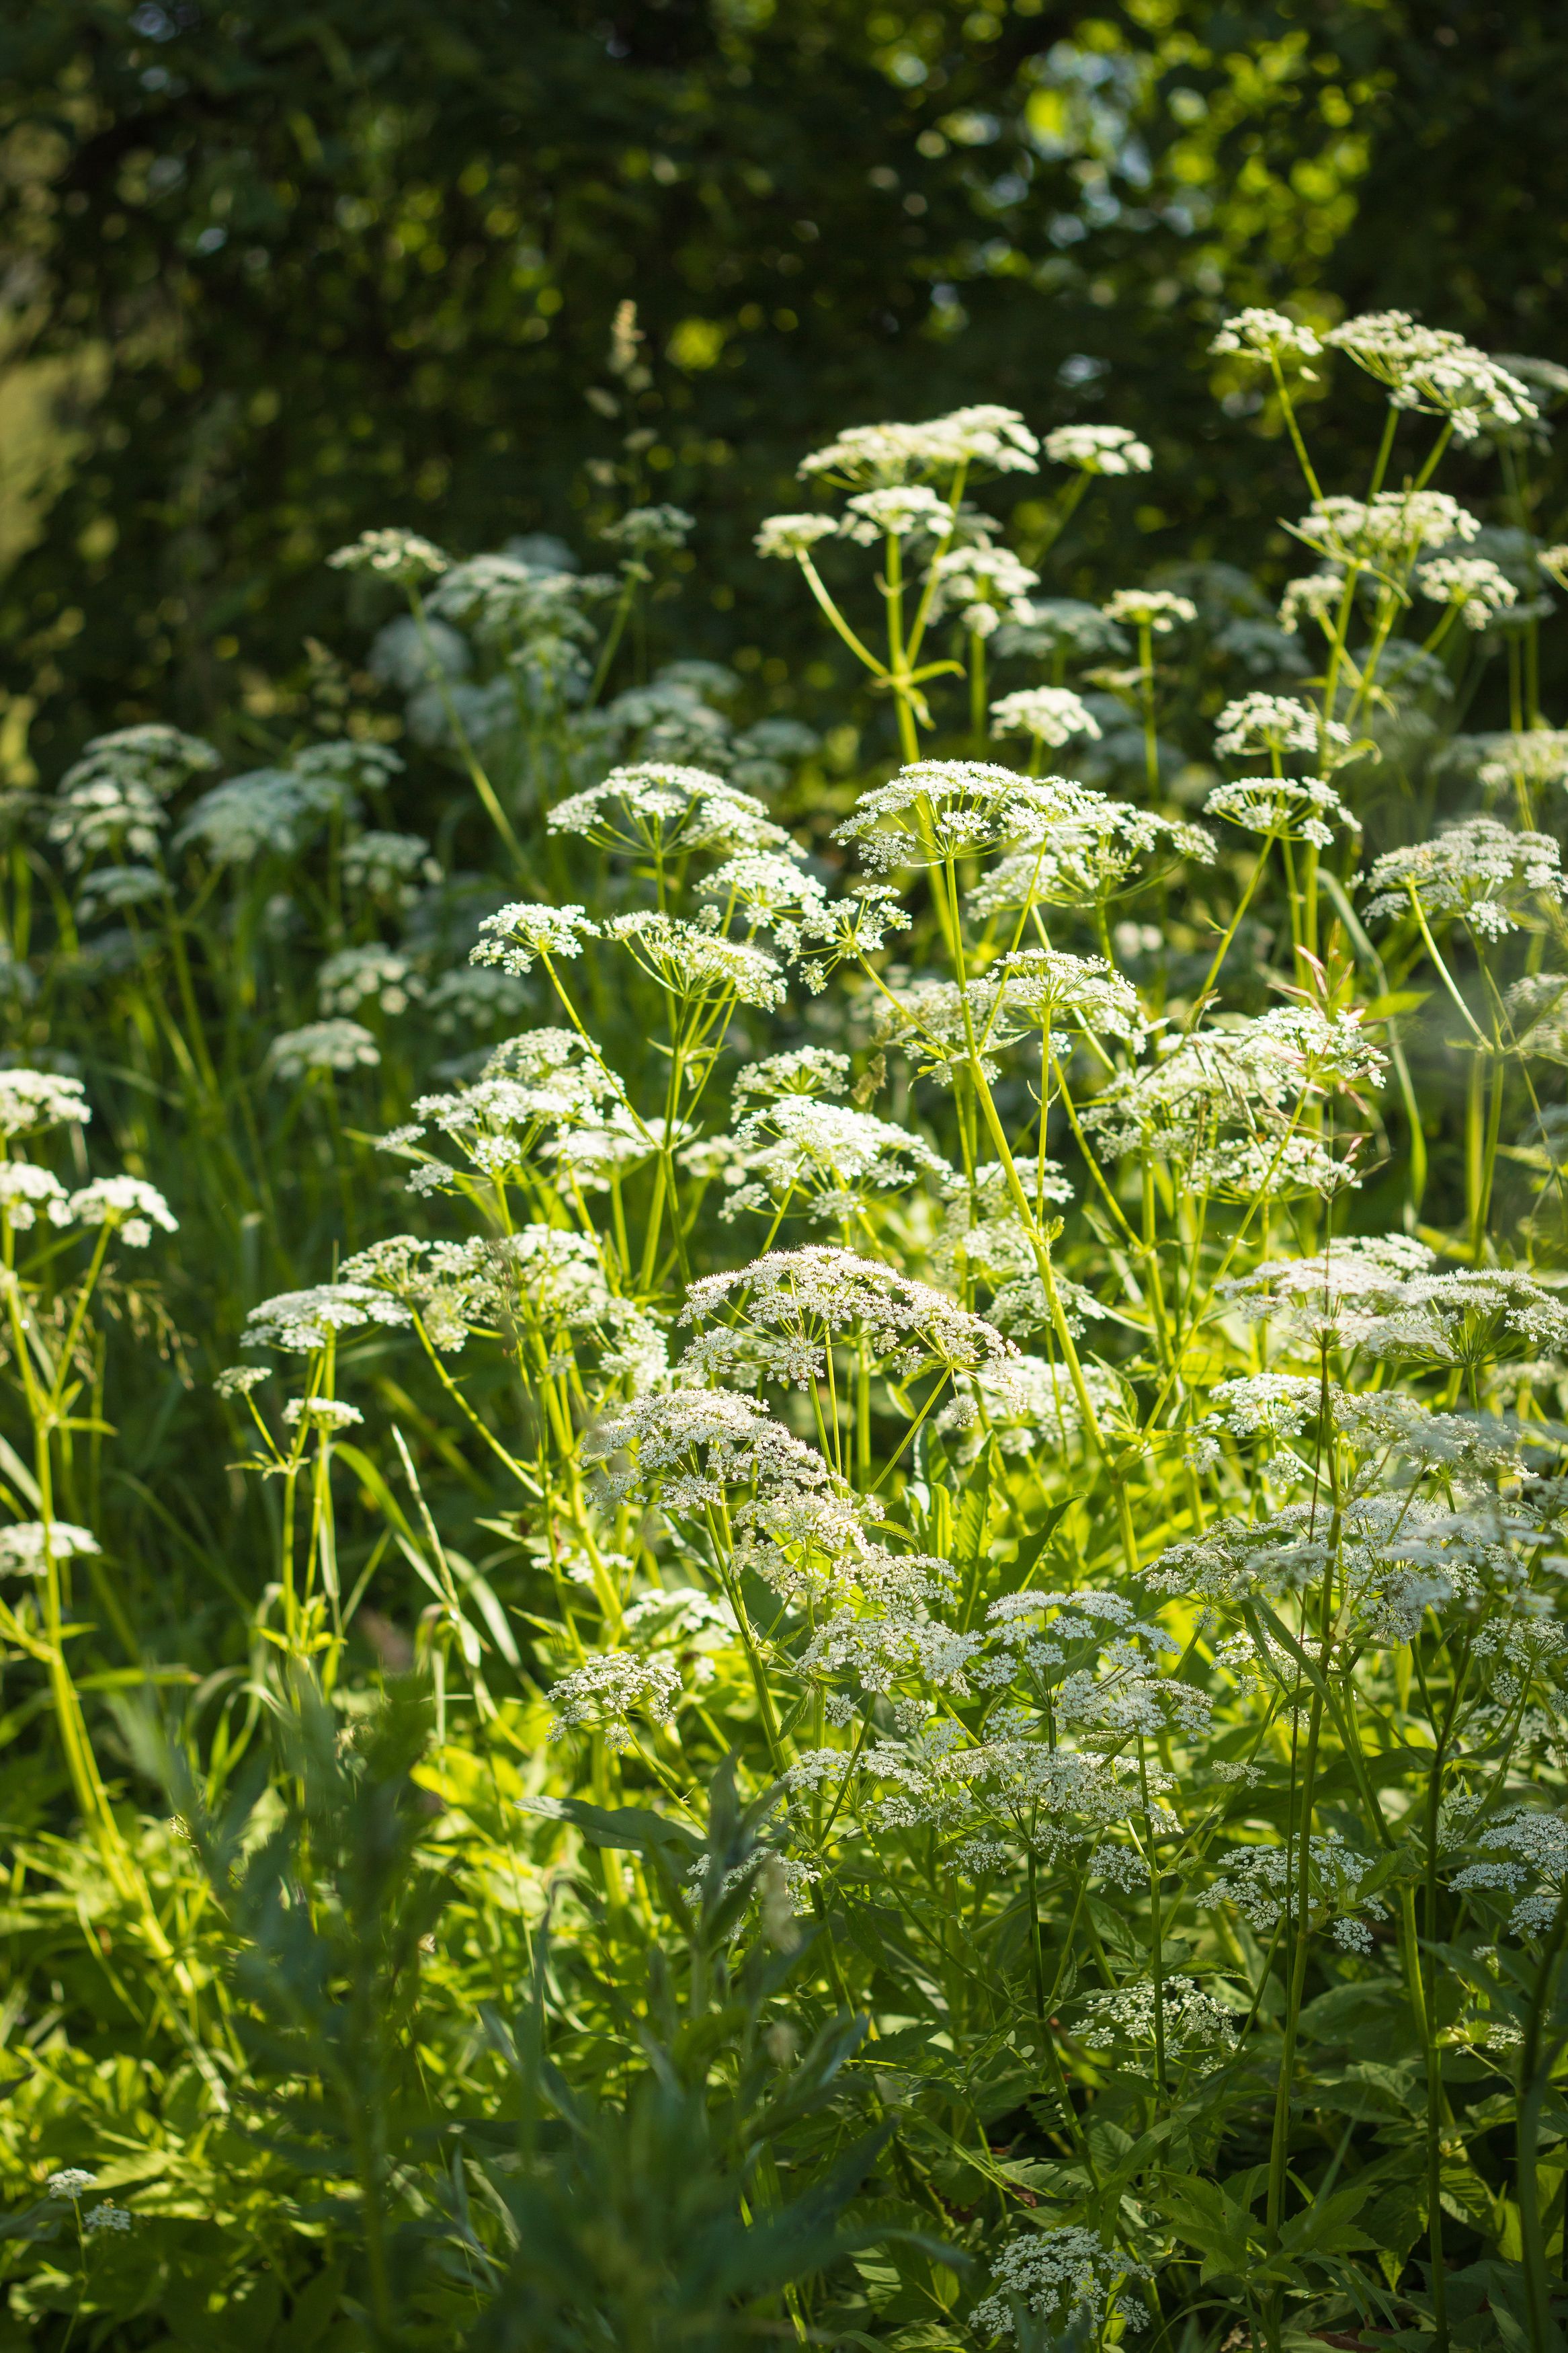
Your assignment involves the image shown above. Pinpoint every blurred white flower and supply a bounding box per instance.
[327,527,450,582]
[1045,424,1153,475]
[267,1021,381,1080]
[0,1523,100,1577]
[1210,308,1322,364]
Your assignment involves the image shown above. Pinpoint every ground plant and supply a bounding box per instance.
[1,300,1567,2352]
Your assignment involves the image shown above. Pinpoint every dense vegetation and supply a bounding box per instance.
[0,288,1563,2352]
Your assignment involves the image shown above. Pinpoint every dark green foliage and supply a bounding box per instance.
[1,1,1567,765]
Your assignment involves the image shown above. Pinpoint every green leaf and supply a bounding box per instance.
[518,1795,703,1860]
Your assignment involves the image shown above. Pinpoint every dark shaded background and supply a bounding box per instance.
[2,0,1567,769]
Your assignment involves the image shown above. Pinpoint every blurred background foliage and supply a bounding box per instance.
[0,0,1566,774]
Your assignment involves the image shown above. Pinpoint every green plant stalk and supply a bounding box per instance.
[1519,1889,1568,2353]
[1264,1540,1339,2353]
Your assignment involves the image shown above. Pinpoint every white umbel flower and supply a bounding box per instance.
[1363,816,1565,939]
[755,512,837,559]
[971,2228,1149,2343]
[267,1021,381,1080]
[1416,555,1518,630]
[1213,693,1352,761]
[798,406,1038,487]
[1210,308,1322,363]
[68,1176,177,1247]
[0,1522,100,1575]
[318,945,425,1018]
[989,686,1102,748]
[244,1283,413,1351]
[282,1398,364,1433]
[46,2169,99,2200]
[833,760,1096,872]
[686,1101,949,1225]
[470,902,601,974]
[47,774,167,870]
[1102,588,1195,631]
[1326,311,1537,438]
[327,527,450,582]
[1044,424,1153,475]
[0,1164,73,1230]
[547,763,787,857]
[548,1650,682,1752]
[1292,490,1480,567]
[606,910,785,1009]
[840,485,954,544]
[1204,774,1360,848]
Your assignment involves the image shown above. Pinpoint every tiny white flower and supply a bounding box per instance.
[244,1283,412,1353]
[600,504,694,554]
[1292,490,1481,567]
[318,945,425,1019]
[1326,312,1537,438]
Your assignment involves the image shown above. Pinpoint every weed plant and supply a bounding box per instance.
[1,305,1567,2351]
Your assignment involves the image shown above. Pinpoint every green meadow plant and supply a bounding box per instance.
[1,303,1568,2350]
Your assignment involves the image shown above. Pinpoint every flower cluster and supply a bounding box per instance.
[1362,816,1565,939]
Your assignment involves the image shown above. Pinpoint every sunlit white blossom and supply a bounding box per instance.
[0,1521,100,1576]
[755,512,837,560]
[1326,313,1537,438]
[0,1164,72,1231]
[989,686,1102,748]
[327,526,449,582]
[68,1176,177,1247]
[1417,555,1518,630]
[549,761,789,861]
[1102,588,1196,632]
[244,1283,413,1352]
[1212,692,1352,762]
[1045,424,1153,475]
[1362,816,1565,939]
[470,902,601,974]
[798,407,1038,487]
[1204,774,1360,849]
[1210,309,1323,364]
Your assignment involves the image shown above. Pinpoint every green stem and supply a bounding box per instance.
[1519,1890,1568,2353]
